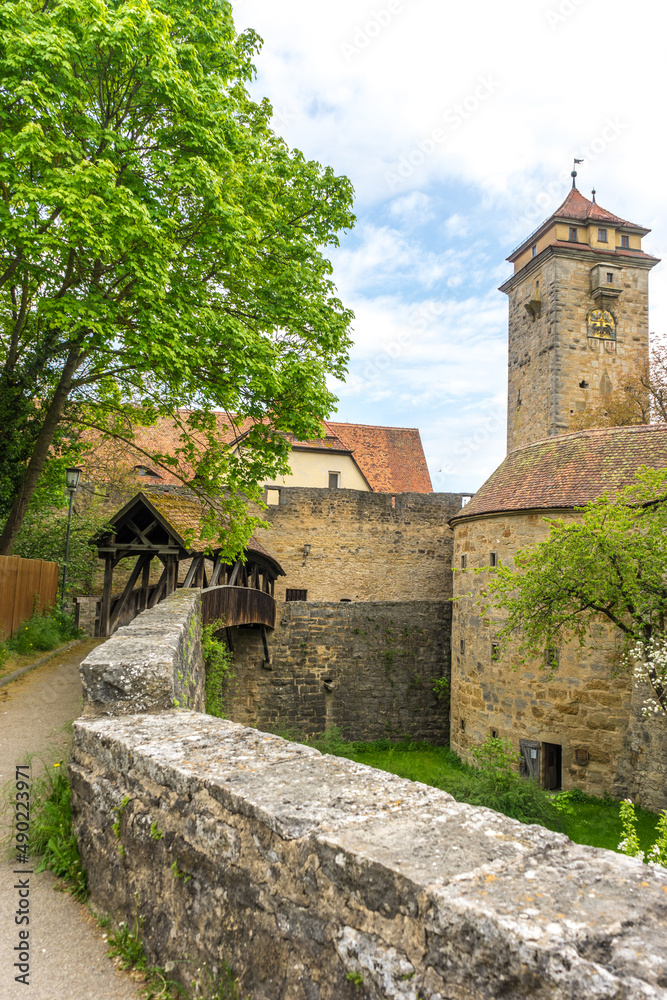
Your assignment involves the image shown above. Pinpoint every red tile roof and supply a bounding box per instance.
[326,422,433,493]
[550,187,641,228]
[83,413,433,494]
[451,424,667,523]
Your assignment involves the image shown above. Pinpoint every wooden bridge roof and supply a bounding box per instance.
[99,490,285,576]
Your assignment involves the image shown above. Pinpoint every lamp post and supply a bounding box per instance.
[61,467,82,613]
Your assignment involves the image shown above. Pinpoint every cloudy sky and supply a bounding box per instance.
[232,0,665,494]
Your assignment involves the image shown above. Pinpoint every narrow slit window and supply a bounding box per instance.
[490,552,498,567]
[460,554,467,570]
[491,642,501,661]
[531,244,537,258]
[460,638,465,654]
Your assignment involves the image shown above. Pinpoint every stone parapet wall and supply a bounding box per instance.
[253,488,463,603]
[227,600,451,743]
[70,711,667,1000]
[80,589,204,716]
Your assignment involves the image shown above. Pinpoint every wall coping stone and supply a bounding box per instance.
[71,710,667,998]
[79,589,204,716]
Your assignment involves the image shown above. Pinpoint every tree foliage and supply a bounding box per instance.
[484,467,667,713]
[0,0,355,555]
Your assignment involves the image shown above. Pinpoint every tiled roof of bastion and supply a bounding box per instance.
[450,424,667,523]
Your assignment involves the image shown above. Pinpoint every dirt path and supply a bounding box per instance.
[0,643,145,999]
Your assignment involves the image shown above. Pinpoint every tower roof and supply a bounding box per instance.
[507,185,652,265]
[549,187,645,229]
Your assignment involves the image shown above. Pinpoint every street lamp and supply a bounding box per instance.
[61,468,82,612]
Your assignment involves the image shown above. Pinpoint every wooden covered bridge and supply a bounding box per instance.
[92,490,284,644]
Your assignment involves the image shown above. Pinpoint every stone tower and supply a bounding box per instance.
[500,184,660,451]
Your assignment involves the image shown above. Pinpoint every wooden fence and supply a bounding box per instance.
[0,555,60,638]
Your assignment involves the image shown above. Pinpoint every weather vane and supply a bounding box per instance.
[571,158,583,188]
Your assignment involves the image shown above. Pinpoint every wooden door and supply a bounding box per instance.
[519,739,540,781]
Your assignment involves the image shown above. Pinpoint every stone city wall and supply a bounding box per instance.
[70,710,667,1000]
[226,600,451,743]
[253,488,462,603]
[78,488,462,636]
[450,510,667,811]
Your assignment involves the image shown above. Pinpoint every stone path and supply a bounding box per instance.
[0,643,144,999]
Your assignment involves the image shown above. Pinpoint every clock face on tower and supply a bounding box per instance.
[587,308,616,340]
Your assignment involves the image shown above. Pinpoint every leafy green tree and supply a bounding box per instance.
[484,467,667,714]
[0,0,354,556]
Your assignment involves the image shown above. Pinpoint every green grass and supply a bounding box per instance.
[296,730,661,856]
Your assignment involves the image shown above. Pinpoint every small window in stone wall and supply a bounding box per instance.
[460,638,465,654]
[286,589,308,602]
[460,718,466,732]
[491,642,501,661]
[490,728,498,739]
[460,554,467,570]
[490,552,498,567]
[545,647,559,670]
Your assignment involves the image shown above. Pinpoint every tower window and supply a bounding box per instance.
[531,244,537,258]
[491,642,501,661]
[490,552,498,567]
[621,234,630,248]
[606,272,614,283]
[568,227,577,242]
[460,638,466,654]
[460,718,466,732]
[328,472,340,489]
[460,554,467,570]
[598,228,608,242]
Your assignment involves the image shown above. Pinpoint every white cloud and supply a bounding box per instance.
[389,192,434,226]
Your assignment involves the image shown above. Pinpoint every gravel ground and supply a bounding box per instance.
[0,643,145,1000]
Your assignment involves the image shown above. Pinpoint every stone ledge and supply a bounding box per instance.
[79,590,204,716]
[70,711,667,999]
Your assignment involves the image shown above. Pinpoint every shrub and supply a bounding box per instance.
[29,761,87,900]
[4,606,82,657]
[619,799,667,867]
[203,621,235,718]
